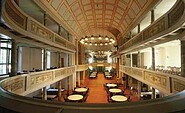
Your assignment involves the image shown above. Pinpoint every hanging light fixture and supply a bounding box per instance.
[80,35,116,46]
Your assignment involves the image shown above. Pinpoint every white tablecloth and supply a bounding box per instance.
[68,94,83,101]
[75,88,88,92]
[111,95,127,102]
[106,83,117,87]
[109,88,122,93]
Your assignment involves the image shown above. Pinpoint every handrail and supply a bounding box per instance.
[1,0,76,52]
[119,0,185,53]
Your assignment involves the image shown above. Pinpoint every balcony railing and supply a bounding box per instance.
[120,65,185,94]
[1,66,75,96]
[2,0,76,52]
[119,0,185,53]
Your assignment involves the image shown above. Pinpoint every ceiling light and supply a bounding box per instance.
[98,37,102,40]
[91,35,94,40]
[105,36,109,40]
[79,35,116,46]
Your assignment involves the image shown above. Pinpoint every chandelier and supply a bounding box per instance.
[80,35,115,46]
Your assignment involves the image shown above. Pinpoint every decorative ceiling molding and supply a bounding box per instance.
[33,0,160,40]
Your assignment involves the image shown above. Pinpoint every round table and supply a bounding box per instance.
[106,83,117,87]
[67,94,83,101]
[111,95,127,102]
[75,88,88,93]
[109,88,122,93]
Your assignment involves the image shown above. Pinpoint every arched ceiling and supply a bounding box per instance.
[33,0,160,40]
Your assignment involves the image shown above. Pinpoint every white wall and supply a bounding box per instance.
[155,45,181,68]
[50,52,59,67]
[22,47,42,71]
[143,51,152,69]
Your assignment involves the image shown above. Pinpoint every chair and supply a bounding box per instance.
[82,94,88,102]
[107,94,112,103]
[126,95,131,102]
[63,95,69,102]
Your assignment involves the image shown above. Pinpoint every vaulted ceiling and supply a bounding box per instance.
[18,0,161,53]
[33,0,160,40]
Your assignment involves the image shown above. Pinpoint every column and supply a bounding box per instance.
[67,76,70,96]
[116,57,120,78]
[58,25,61,36]
[137,24,140,33]
[77,72,81,87]
[81,70,86,85]
[151,9,155,24]
[130,53,133,67]
[58,52,61,68]
[43,12,47,26]
[72,73,76,89]
[137,81,142,100]
[129,31,132,39]
[75,39,79,65]
[42,87,47,100]
[10,39,18,77]
[125,74,129,89]
[152,47,155,70]
[58,80,62,101]
[181,41,185,77]
[137,51,141,68]
[43,49,47,71]
[151,87,156,99]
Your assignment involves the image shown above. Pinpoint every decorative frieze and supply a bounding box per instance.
[172,78,185,92]
[30,72,53,87]
[55,35,66,47]
[30,21,54,41]
[145,71,167,89]
[5,0,27,29]
[132,68,143,77]
[143,18,166,40]
[1,77,25,94]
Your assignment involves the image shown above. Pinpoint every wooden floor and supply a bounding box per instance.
[83,72,117,103]
[57,72,139,103]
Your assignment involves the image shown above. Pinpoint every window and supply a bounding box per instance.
[0,40,11,75]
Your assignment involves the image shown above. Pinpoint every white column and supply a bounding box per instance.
[42,87,47,100]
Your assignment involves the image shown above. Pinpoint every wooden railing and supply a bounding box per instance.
[120,65,185,94]
[76,64,88,72]
[1,66,75,96]
[2,0,76,52]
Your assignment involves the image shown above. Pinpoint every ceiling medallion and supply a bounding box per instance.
[80,35,115,46]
